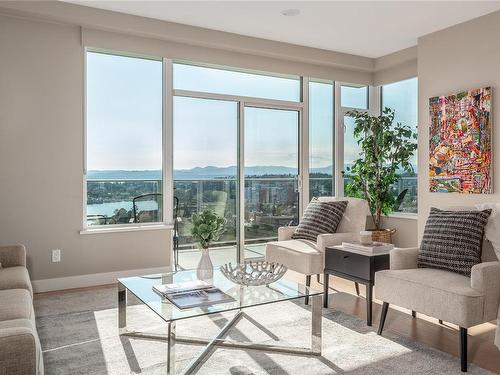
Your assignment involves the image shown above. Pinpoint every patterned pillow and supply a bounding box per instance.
[418,207,492,276]
[291,200,348,242]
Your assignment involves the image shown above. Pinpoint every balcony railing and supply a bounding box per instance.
[86,175,417,240]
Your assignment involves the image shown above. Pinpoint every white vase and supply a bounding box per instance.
[196,248,213,281]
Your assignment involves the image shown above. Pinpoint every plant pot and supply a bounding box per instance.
[196,247,213,281]
[369,228,396,244]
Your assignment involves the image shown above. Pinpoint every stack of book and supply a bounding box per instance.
[341,241,394,254]
[153,280,235,309]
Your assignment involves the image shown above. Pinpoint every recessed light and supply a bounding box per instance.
[281,9,300,17]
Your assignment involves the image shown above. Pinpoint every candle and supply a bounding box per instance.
[359,230,373,245]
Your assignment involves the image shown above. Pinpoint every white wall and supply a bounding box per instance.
[417,10,500,238]
[0,15,171,282]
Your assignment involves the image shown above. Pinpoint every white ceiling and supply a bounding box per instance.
[66,1,500,58]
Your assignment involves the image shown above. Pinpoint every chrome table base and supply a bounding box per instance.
[118,284,322,375]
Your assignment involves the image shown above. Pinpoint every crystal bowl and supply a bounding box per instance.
[220,261,287,286]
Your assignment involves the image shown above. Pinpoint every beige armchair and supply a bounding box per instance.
[376,240,500,372]
[266,197,369,304]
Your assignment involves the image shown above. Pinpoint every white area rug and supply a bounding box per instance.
[34,287,491,374]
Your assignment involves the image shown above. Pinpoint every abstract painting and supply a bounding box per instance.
[429,87,492,193]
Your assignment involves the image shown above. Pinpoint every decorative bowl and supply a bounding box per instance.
[220,261,287,286]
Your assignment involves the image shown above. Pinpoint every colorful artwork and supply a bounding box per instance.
[429,87,492,194]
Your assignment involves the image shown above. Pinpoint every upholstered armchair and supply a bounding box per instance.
[266,197,369,304]
[376,233,500,372]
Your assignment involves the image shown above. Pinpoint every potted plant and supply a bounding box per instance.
[191,208,226,280]
[345,107,417,243]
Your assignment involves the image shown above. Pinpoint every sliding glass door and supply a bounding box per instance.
[243,107,300,260]
[173,96,238,268]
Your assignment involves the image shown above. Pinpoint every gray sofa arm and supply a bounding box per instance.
[278,226,297,241]
[0,326,41,375]
[390,247,419,270]
[317,232,358,252]
[471,261,500,321]
[0,244,26,268]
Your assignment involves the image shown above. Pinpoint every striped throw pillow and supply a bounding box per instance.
[418,207,492,276]
[291,200,348,242]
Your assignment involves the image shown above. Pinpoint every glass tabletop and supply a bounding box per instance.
[118,268,323,323]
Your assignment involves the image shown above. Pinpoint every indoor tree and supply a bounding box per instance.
[345,107,417,230]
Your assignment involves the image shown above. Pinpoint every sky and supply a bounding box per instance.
[86,52,417,172]
[343,78,418,172]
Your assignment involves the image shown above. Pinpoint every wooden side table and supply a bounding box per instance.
[324,246,391,326]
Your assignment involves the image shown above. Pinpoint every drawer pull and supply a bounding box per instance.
[343,255,349,259]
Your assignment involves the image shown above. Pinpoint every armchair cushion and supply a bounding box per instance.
[317,197,368,233]
[291,200,348,241]
[375,268,485,328]
[266,239,323,275]
[418,207,492,276]
[390,247,419,270]
[278,226,297,241]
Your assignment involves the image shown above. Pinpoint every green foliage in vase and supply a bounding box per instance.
[345,107,417,230]
[191,208,226,249]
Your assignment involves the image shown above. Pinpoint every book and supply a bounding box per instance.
[153,281,235,309]
[153,280,211,296]
[341,241,394,254]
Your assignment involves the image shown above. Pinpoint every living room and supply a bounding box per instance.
[0,1,499,374]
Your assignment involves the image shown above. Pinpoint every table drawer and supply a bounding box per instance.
[325,248,371,281]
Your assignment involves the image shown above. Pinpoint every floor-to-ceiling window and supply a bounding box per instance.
[381,77,418,213]
[172,62,302,266]
[340,84,369,194]
[244,107,300,255]
[309,80,334,198]
[173,96,238,267]
[85,51,163,227]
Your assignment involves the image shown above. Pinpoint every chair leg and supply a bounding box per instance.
[377,302,389,335]
[460,327,468,372]
[354,282,360,296]
[305,275,311,305]
[412,310,416,318]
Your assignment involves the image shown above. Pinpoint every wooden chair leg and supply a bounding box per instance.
[460,327,468,372]
[411,310,416,318]
[377,302,389,335]
[305,275,311,305]
[354,282,360,296]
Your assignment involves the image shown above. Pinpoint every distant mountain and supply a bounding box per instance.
[87,165,335,180]
[87,170,162,180]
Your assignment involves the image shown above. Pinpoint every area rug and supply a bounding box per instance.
[34,286,491,375]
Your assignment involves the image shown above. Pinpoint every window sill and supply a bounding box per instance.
[386,212,418,220]
[80,223,173,235]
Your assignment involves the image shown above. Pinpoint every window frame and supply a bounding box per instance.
[81,48,173,232]
[307,78,336,200]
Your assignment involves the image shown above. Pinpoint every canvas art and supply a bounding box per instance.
[429,87,492,193]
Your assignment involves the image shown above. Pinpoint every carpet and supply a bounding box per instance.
[34,286,491,375]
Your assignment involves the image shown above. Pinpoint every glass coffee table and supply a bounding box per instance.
[118,268,323,375]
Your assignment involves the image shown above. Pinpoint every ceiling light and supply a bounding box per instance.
[281,9,300,17]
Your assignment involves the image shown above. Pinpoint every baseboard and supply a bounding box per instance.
[32,265,172,293]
